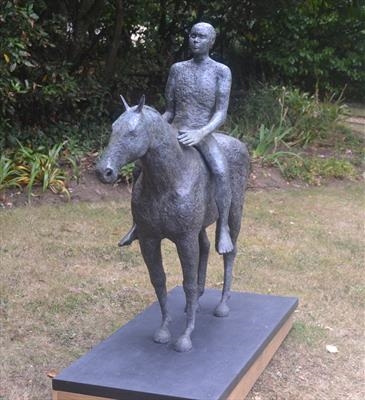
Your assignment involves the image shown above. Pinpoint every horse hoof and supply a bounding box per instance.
[214,302,230,317]
[174,336,192,352]
[153,327,171,344]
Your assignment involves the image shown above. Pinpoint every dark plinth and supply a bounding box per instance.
[53,287,298,400]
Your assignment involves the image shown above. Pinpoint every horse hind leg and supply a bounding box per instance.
[214,205,242,317]
[139,237,171,344]
[214,247,236,317]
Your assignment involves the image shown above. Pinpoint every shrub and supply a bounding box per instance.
[280,157,357,185]
[120,162,135,191]
[0,154,21,191]
[229,84,282,136]
[282,87,346,145]
[0,141,76,199]
[228,84,347,148]
[252,125,293,158]
[3,119,112,157]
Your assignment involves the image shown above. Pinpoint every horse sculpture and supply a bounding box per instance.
[96,96,250,352]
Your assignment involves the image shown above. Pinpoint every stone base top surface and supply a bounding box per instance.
[53,286,298,400]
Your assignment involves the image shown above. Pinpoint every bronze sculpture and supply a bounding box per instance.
[120,22,234,255]
[96,23,249,352]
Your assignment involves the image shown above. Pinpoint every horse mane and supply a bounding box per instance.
[112,103,178,142]
[142,105,179,138]
[113,103,163,128]
[143,105,161,116]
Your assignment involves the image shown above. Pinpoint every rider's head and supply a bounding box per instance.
[189,22,216,56]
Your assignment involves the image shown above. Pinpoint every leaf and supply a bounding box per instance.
[23,60,37,68]
[19,50,31,57]
[326,344,338,353]
[4,53,10,63]
[46,369,58,378]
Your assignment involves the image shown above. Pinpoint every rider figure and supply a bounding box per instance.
[120,22,233,254]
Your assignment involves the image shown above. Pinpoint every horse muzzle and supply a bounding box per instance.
[95,161,118,184]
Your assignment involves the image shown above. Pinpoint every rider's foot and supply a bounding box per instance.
[118,224,138,247]
[216,227,234,254]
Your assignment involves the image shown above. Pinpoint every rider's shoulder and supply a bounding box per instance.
[211,60,231,76]
[169,61,189,73]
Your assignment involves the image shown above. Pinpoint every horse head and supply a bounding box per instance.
[96,95,151,183]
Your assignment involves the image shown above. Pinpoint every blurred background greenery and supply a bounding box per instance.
[1,0,364,150]
[1,1,364,196]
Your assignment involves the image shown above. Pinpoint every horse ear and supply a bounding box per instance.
[136,95,145,113]
[120,95,130,111]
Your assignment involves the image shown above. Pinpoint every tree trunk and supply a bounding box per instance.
[67,0,104,69]
[105,0,124,80]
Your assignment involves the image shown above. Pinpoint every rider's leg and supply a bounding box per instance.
[118,223,138,247]
[196,135,233,254]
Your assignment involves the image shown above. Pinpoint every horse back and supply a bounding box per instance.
[214,132,250,190]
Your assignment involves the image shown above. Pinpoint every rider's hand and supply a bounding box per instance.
[178,129,206,146]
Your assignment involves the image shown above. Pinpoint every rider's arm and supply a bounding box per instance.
[200,65,231,135]
[178,65,232,146]
[162,64,177,123]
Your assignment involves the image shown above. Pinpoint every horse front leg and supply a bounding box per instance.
[198,229,210,298]
[214,246,237,317]
[139,237,171,344]
[175,234,200,352]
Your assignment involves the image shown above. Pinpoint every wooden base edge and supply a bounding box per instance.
[52,391,114,400]
[226,315,294,400]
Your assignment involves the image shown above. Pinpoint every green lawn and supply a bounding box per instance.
[0,183,364,399]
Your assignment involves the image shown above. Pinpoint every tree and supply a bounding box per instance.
[1,0,364,150]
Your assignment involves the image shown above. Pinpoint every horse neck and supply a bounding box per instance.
[140,113,186,191]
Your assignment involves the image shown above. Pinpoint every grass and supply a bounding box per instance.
[346,103,365,118]
[1,183,364,399]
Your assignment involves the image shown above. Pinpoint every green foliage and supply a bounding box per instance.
[335,129,365,166]
[229,84,347,150]
[261,151,303,172]
[247,1,365,99]
[229,84,282,137]
[4,119,112,158]
[0,154,21,190]
[0,1,112,150]
[252,125,293,158]
[120,163,135,189]
[280,156,357,185]
[227,83,358,183]
[0,141,75,199]
[282,87,346,145]
[0,0,363,152]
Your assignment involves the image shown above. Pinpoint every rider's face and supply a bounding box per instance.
[189,26,213,56]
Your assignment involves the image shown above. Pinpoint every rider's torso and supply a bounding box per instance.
[172,59,221,130]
